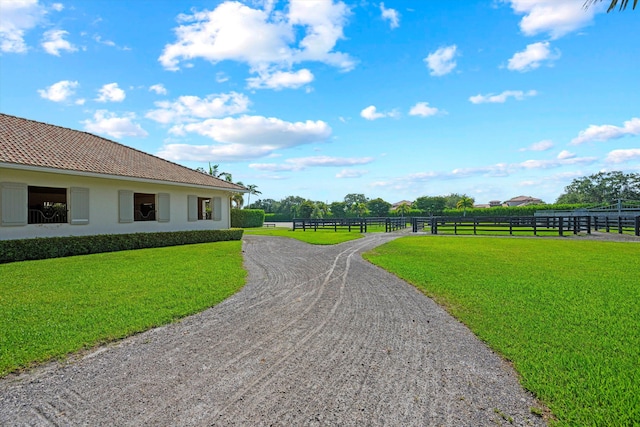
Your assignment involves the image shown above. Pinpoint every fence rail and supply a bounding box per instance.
[292,217,410,233]
[412,216,600,236]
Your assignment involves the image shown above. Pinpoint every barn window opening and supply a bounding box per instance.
[28,186,67,224]
[134,193,156,221]
[198,197,211,220]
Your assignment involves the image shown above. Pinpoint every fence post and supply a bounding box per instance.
[635,216,640,236]
[618,216,623,234]
[509,217,513,235]
[586,216,591,234]
[559,216,564,236]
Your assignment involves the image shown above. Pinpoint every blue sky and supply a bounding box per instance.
[1,0,638,205]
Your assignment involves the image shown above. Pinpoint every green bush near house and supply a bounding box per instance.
[0,229,244,264]
[231,209,265,228]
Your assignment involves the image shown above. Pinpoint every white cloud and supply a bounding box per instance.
[146,92,250,124]
[93,35,115,47]
[0,0,46,53]
[149,84,168,95]
[95,83,126,103]
[82,110,148,139]
[507,42,560,72]
[605,148,640,164]
[250,155,373,171]
[360,105,398,120]
[469,90,537,104]
[520,139,553,152]
[336,169,367,178]
[424,45,458,77]
[505,0,599,39]
[216,72,229,83]
[174,115,330,145]
[571,117,640,145]
[51,3,63,12]
[557,150,575,160]
[41,29,77,56]
[38,80,78,102]
[380,3,400,29]
[158,0,354,84]
[409,102,440,117]
[246,68,314,90]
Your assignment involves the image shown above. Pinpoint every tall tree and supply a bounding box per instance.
[245,184,262,208]
[330,201,347,218]
[414,196,446,216]
[556,171,640,204]
[394,202,411,218]
[367,198,391,217]
[584,0,637,12]
[456,196,474,217]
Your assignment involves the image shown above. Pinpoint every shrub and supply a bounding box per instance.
[231,209,265,228]
[0,229,244,264]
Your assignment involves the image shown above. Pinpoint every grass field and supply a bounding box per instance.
[363,236,640,426]
[0,241,245,377]
[244,227,365,244]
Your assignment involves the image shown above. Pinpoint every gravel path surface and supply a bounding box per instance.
[1,233,546,426]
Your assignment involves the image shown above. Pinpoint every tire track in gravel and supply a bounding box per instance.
[211,236,384,421]
[0,233,547,426]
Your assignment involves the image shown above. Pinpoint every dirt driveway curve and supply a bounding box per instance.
[1,234,546,426]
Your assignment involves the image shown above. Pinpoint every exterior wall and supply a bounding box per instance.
[0,167,233,241]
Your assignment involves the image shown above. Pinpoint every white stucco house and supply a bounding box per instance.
[0,113,246,241]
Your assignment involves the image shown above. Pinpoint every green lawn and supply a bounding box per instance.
[363,236,640,426]
[0,241,245,377]
[244,227,365,244]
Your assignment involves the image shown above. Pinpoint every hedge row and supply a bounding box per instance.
[0,229,244,264]
[231,209,265,228]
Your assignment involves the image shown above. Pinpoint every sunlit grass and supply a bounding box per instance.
[363,236,640,426]
[0,241,245,377]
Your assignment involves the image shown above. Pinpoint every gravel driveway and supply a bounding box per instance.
[1,234,546,426]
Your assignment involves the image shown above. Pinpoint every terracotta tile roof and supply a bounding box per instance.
[0,113,245,191]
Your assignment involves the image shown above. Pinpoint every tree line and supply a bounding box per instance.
[248,171,640,220]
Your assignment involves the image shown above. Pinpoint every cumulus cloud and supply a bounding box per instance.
[0,0,46,53]
[380,3,400,29]
[360,105,398,120]
[505,0,599,39]
[337,169,367,178]
[507,42,560,72]
[38,80,78,102]
[424,45,458,76]
[250,155,373,172]
[409,102,440,117]
[146,92,250,124]
[95,83,126,102]
[149,84,167,95]
[158,115,331,162]
[469,90,537,104]
[520,139,554,152]
[605,148,640,164]
[82,110,148,139]
[557,150,575,160]
[41,29,76,55]
[571,117,640,145]
[158,0,354,87]
[246,68,314,90]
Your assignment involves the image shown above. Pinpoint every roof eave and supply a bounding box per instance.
[0,162,242,192]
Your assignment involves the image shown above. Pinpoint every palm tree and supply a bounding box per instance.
[584,0,637,11]
[245,184,262,208]
[456,196,474,217]
[394,202,410,219]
